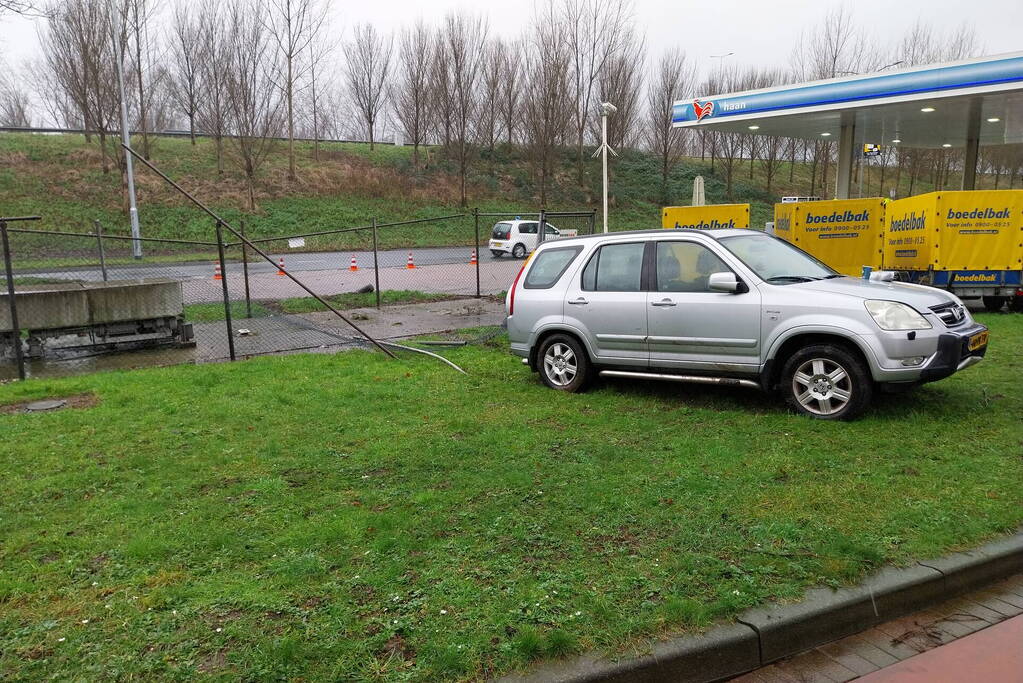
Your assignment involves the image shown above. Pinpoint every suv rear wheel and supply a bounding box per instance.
[781,344,872,420]
[537,334,591,392]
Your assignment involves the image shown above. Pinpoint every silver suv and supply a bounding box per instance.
[505,229,989,420]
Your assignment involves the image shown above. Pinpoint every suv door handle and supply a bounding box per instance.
[651,299,676,307]
[567,297,588,305]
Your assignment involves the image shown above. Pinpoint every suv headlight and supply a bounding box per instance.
[864,300,932,330]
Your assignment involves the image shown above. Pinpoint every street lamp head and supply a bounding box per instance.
[600,102,617,116]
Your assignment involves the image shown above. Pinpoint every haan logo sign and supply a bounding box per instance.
[693,99,715,121]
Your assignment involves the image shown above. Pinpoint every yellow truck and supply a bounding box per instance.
[775,191,1023,312]
[772,198,885,277]
[883,190,1023,311]
[662,204,749,230]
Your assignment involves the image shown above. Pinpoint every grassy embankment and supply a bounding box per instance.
[1,131,955,270]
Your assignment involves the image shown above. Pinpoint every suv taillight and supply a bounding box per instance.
[508,259,529,315]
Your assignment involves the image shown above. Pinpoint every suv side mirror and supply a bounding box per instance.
[708,271,744,293]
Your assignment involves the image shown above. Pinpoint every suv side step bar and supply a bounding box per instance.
[599,370,760,389]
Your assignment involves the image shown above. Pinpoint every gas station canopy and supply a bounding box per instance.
[672,52,1023,196]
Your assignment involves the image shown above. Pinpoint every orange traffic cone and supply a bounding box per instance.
[469,248,477,265]
[406,251,416,269]
[213,262,222,281]
[349,255,359,272]
[276,257,286,276]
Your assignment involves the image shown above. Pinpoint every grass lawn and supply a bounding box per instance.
[276,290,468,315]
[1,313,1021,680]
[183,301,275,324]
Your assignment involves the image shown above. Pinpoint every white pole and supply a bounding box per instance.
[601,113,608,233]
[115,24,142,259]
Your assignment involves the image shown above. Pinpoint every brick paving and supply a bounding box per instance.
[730,574,1023,682]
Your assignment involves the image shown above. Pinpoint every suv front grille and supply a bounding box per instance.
[929,301,967,327]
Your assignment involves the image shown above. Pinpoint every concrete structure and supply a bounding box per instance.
[672,52,1023,199]
[1,279,192,358]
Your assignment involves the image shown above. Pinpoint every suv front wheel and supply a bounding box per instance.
[537,334,591,392]
[781,344,872,420]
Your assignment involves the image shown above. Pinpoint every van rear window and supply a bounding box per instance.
[523,246,583,289]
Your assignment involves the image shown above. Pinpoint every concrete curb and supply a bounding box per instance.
[500,530,1023,683]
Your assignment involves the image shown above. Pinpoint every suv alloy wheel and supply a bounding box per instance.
[781,344,873,420]
[537,334,591,392]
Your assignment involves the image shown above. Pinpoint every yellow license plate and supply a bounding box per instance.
[493,242,503,247]
[968,331,989,351]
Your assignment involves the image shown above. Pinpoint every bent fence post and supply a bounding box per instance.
[1,216,41,380]
[372,218,381,309]
[474,208,481,298]
[120,143,396,359]
[94,220,108,282]
[215,220,236,361]
[240,220,252,319]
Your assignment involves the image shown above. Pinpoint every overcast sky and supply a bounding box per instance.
[1,0,1020,80]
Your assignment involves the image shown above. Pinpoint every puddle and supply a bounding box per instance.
[0,346,199,381]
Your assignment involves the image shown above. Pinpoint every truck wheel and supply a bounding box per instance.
[537,334,590,393]
[490,250,503,258]
[982,296,1006,313]
[781,344,872,421]
[512,243,527,259]
[1010,295,1023,313]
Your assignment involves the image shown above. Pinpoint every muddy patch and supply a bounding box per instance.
[0,392,99,415]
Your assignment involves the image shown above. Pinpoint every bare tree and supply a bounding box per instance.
[0,0,39,15]
[195,0,230,174]
[523,2,570,205]
[168,2,202,144]
[438,11,489,206]
[223,0,283,209]
[393,20,431,167]
[262,0,325,180]
[703,64,747,200]
[477,38,503,155]
[428,36,453,147]
[0,67,32,126]
[563,0,634,183]
[124,0,158,158]
[304,25,334,161]
[647,47,695,204]
[344,22,392,150]
[595,37,643,152]
[498,39,523,146]
[40,0,121,171]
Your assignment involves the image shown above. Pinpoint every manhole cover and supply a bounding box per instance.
[24,399,68,412]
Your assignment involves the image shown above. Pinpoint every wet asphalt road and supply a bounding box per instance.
[17,246,519,282]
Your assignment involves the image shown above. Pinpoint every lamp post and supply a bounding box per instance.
[592,101,618,234]
[114,15,142,258]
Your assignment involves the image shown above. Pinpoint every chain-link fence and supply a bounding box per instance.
[1,208,596,380]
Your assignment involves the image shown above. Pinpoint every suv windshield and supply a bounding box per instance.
[720,234,838,283]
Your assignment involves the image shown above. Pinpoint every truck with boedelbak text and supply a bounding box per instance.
[883,190,1023,312]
